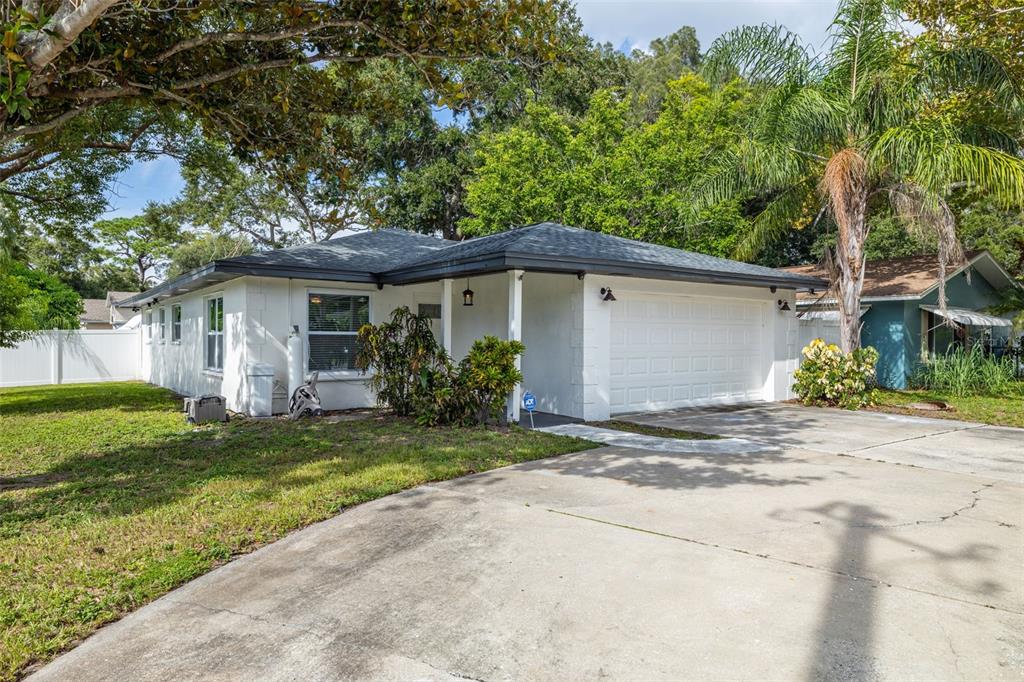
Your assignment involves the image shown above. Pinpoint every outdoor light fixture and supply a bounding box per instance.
[309,295,322,304]
[600,287,617,302]
[463,280,474,306]
[777,299,791,312]
[770,285,778,294]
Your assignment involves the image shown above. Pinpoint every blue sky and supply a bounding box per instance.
[103,0,840,218]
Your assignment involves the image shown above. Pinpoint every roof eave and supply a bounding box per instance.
[118,261,380,308]
[383,251,827,289]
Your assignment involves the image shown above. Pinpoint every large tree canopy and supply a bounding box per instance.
[694,0,1024,351]
[460,74,753,255]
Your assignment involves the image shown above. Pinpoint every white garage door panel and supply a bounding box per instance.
[609,294,768,414]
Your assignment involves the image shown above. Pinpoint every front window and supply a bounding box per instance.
[171,304,182,342]
[206,297,224,371]
[158,307,166,343]
[143,311,152,343]
[307,293,369,371]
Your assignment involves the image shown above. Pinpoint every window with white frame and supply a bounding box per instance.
[158,307,166,343]
[307,292,369,371]
[205,297,224,371]
[171,304,182,342]
[143,310,152,343]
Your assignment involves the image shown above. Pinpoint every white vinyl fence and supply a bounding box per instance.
[0,329,140,387]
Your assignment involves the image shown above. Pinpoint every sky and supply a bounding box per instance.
[102,0,840,219]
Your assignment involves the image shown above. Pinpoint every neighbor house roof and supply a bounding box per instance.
[106,291,138,323]
[782,250,1016,302]
[79,299,109,325]
[121,223,825,308]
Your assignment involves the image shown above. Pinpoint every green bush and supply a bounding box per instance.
[793,339,879,409]
[911,346,1016,398]
[356,307,451,417]
[357,307,525,426]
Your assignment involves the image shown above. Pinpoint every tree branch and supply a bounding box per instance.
[154,21,362,62]
[17,0,122,71]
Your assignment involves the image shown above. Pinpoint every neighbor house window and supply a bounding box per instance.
[307,293,369,371]
[158,307,166,343]
[171,304,182,343]
[205,297,224,371]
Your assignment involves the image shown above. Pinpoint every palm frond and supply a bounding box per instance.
[822,0,902,103]
[703,24,816,87]
[734,186,813,260]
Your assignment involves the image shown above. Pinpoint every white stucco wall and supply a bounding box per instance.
[143,279,247,410]
[140,270,801,419]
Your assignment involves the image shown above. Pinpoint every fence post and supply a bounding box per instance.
[50,329,63,385]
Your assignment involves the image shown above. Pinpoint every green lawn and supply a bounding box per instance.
[872,382,1024,428]
[588,420,721,440]
[0,382,594,680]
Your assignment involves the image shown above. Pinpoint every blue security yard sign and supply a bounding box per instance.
[522,391,537,428]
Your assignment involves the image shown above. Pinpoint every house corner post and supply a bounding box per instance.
[507,269,524,423]
[441,278,453,357]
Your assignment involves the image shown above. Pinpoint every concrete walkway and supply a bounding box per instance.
[537,423,777,454]
[29,405,1024,681]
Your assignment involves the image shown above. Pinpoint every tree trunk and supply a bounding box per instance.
[835,197,868,353]
[823,149,870,354]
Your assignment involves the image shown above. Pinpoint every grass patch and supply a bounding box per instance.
[871,382,1024,428]
[0,381,594,680]
[588,420,721,440]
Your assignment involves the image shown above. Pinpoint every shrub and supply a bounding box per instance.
[911,346,1016,398]
[793,339,879,409]
[357,308,526,426]
[356,307,451,417]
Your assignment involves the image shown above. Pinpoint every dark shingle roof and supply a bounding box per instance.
[122,223,824,307]
[393,223,821,287]
[227,229,453,273]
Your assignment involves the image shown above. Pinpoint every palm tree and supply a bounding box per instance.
[694,0,1024,351]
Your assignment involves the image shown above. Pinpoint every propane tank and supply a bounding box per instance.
[287,325,304,400]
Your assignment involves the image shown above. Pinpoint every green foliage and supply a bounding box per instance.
[459,336,526,425]
[356,308,526,426]
[0,261,82,347]
[356,307,452,418]
[166,233,254,279]
[911,346,1018,398]
[92,207,183,289]
[626,26,702,122]
[793,339,880,409]
[461,74,753,253]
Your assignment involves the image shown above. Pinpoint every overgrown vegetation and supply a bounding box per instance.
[793,339,880,409]
[0,381,592,680]
[910,346,1018,398]
[356,307,525,426]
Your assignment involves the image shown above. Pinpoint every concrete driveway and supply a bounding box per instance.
[31,405,1024,681]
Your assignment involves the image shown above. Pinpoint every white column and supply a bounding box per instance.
[507,269,524,423]
[441,278,453,357]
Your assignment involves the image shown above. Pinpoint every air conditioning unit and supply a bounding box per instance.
[184,394,227,425]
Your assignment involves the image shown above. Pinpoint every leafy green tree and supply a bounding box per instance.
[695,0,1024,351]
[0,261,82,346]
[461,74,752,254]
[627,27,702,122]
[92,207,181,289]
[167,233,253,279]
[907,0,1024,82]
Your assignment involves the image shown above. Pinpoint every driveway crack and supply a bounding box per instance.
[844,424,985,454]
[846,483,1001,529]
[547,508,1022,616]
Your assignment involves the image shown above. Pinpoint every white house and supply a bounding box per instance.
[121,223,825,422]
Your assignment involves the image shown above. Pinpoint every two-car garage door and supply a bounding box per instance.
[609,293,769,414]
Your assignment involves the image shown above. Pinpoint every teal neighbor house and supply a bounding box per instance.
[785,251,1019,388]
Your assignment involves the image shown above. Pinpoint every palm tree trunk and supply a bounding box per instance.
[835,197,868,353]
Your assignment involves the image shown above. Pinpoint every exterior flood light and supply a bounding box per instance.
[462,285,474,306]
[601,287,616,302]
[777,299,791,312]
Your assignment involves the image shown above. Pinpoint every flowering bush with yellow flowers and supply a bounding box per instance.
[793,339,879,409]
